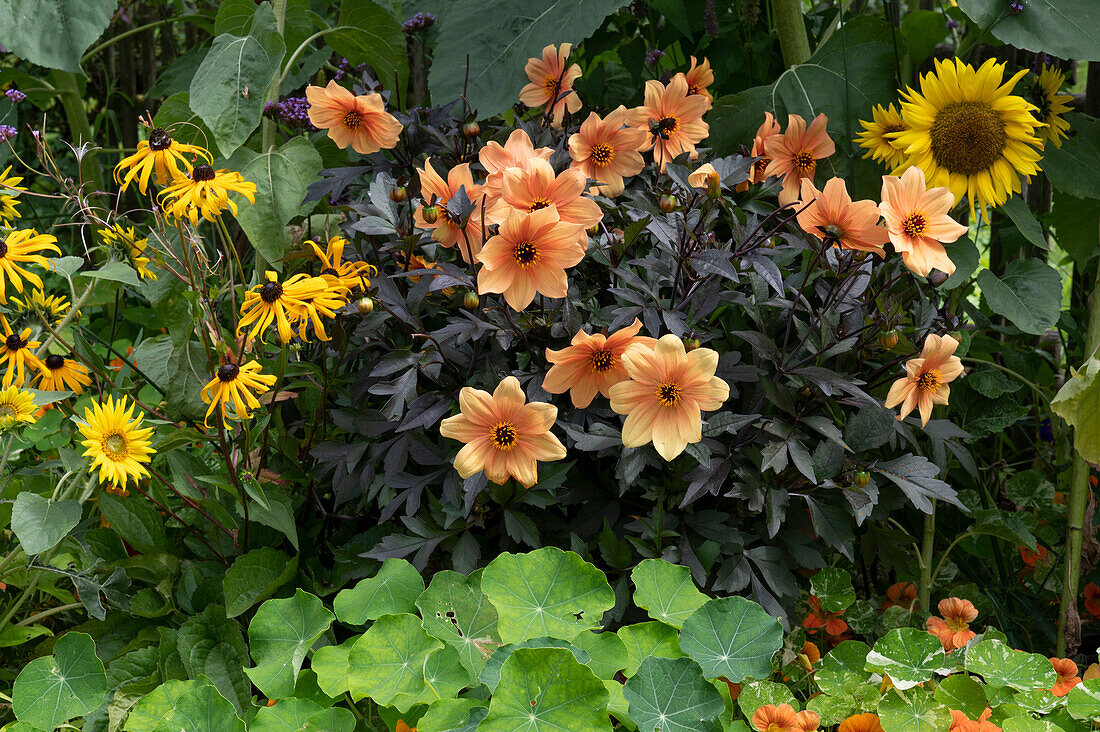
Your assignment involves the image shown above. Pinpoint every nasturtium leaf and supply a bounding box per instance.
[416,570,500,678]
[864,628,945,690]
[481,638,591,692]
[631,558,708,628]
[679,597,783,682]
[222,546,298,618]
[935,673,989,719]
[416,698,489,732]
[392,644,473,709]
[736,680,799,720]
[810,567,856,612]
[481,547,615,644]
[572,630,628,679]
[805,693,855,726]
[335,557,424,625]
[479,647,612,732]
[347,613,442,710]
[1067,679,1100,720]
[1052,358,1100,467]
[246,589,335,699]
[956,0,1100,61]
[11,492,81,555]
[976,259,1062,336]
[248,697,323,732]
[1012,689,1063,715]
[618,621,684,676]
[308,707,357,732]
[0,0,116,73]
[1002,718,1061,732]
[623,656,725,732]
[151,680,245,732]
[965,640,1056,691]
[310,639,354,698]
[124,679,201,731]
[878,689,951,732]
[13,632,107,731]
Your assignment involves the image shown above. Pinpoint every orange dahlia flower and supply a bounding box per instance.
[629,75,709,172]
[543,318,656,408]
[439,376,566,488]
[879,166,968,278]
[476,208,586,311]
[414,158,503,262]
[519,43,582,128]
[882,581,918,610]
[608,334,729,461]
[688,163,721,196]
[884,333,964,427]
[796,177,889,257]
[752,704,800,732]
[568,107,647,197]
[750,112,783,184]
[1051,657,1082,697]
[479,129,554,204]
[764,113,835,206]
[502,158,602,239]
[305,80,402,155]
[683,56,714,105]
[839,714,884,732]
[926,597,978,650]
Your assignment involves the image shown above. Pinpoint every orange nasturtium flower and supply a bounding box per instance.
[1085,582,1100,618]
[629,74,710,172]
[950,708,1001,732]
[1050,657,1082,697]
[439,376,567,487]
[501,158,602,240]
[839,714,884,732]
[749,112,782,184]
[882,581,917,610]
[608,334,729,461]
[1020,544,1048,567]
[751,704,800,732]
[926,597,979,650]
[879,166,968,278]
[884,334,964,427]
[305,80,402,155]
[542,318,656,408]
[414,158,503,262]
[479,129,554,204]
[519,43,582,128]
[396,722,416,732]
[795,710,820,732]
[796,177,889,257]
[803,595,848,636]
[683,56,714,104]
[764,113,835,206]
[568,107,648,197]
[476,208,586,312]
[799,641,822,664]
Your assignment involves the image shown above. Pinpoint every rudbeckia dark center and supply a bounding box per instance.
[5,333,25,350]
[45,354,65,370]
[0,240,6,258]
[217,363,240,382]
[320,267,338,277]
[930,101,1007,176]
[191,165,216,182]
[260,282,283,303]
[148,128,172,151]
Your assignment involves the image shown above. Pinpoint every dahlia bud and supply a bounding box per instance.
[462,121,481,138]
[853,469,871,488]
[658,194,679,213]
[421,204,439,224]
[878,329,899,349]
[389,185,408,203]
[356,297,374,314]
[683,337,701,351]
[463,291,480,309]
[928,270,949,286]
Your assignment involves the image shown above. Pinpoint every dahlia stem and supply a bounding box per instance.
[772,0,812,67]
[918,500,935,612]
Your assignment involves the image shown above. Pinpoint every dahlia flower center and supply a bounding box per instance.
[104,433,128,458]
[490,422,517,451]
[5,333,25,350]
[512,241,539,267]
[929,101,1007,176]
[439,206,462,225]
[902,212,927,237]
[217,363,241,382]
[191,165,216,182]
[917,369,942,392]
[259,281,283,303]
[528,198,551,212]
[654,117,679,140]
[655,381,682,407]
[342,110,363,130]
[590,143,615,168]
[542,75,561,94]
[753,157,771,177]
[148,128,172,151]
[589,348,616,373]
[44,354,65,370]
[687,83,701,96]
[793,151,816,174]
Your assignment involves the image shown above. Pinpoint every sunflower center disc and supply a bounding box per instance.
[105,433,127,458]
[929,101,1007,176]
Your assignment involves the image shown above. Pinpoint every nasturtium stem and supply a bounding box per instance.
[919,500,935,611]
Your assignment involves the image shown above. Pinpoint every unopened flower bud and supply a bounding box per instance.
[706,170,721,199]
[463,291,480,309]
[462,121,481,138]
[422,204,439,224]
[389,185,408,203]
[879,329,899,349]
[356,297,374,314]
[659,194,678,213]
[928,270,949,286]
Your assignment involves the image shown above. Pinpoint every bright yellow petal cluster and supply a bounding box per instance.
[100,223,158,281]
[114,127,212,194]
[0,314,43,387]
[159,165,257,225]
[0,385,36,430]
[201,360,277,429]
[78,395,156,488]
[0,166,28,223]
[0,229,61,303]
[237,270,345,344]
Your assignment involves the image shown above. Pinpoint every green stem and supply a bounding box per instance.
[919,501,936,611]
[276,26,354,91]
[80,15,204,65]
[772,0,812,67]
[49,71,105,194]
[260,0,289,155]
[15,602,83,627]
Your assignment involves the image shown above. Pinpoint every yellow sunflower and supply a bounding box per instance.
[0,228,61,303]
[1026,64,1073,149]
[11,288,71,325]
[114,127,212,194]
[892,57,1044,221]
[200,360,277,429]
[35,354,92,395]
[99,224,158,281]
[0,385,36,429]
[855,103,909,170]
[310,236,375,293]
[158,165,257,225]
[77,395,156,488]
[0,166,27,223]
[237,271,329,344]
[0,314,43,387]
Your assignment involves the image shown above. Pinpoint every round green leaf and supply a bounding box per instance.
[1066,678,1100,719]
[1003,718,1061,732]
[248,697,323,732]
[679,597,782,682]
[13,632,106,731]
[392,644,474,709]
[11,492,81,555]
[623,656,725,732]
[481,638,591,692]
[151,681,246,732]
[864,627,945,690]
[310,639,354,699]
[222,547,298,618]
[479,647,612,732]
[631,559,708,629]
[878,689,951,732]
[415,570,500,678]
[618,621,683,677]
[0,0,116,73]
[810,568,856,613]
[935,674,989,719]
[965,640,1056,691]
[736,680,799,720]
[125,679,202,731]
[245,589,335,699]
[572,630,628,680]
[417,699,489,732]
[336,558,424,625]
[347,613,442,710]
[816,640,873,696]
[481,547,615,644]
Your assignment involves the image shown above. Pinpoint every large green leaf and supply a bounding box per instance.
[864,627,945,690]
[326,0,408,96]
[392,644,473,709]
[1044,114,1100,200]
[0,0,116,73]
[227,135,322,268]
[878,689,951,732]
[428,0,622,120]
[631,558,708,629]
[935,674,989,719]
[1067,679,1100,720]
[1052,358,1100,466]
[965,640,1056,691]
[11,492,81,555]
[571,630,628,680]
[246,589,335,699]
[417,699,489,732]
[346,613,442,710]
[124,679,201,732]
[956,0,1100,61]
[176,605,251,713]
[976,259,1062,335]
[481,638,591,693]
[151,681,246,732]
[623,656,725,732]
[189,2,284,157]
[479,647,612,732]
[310,639,355,698]
[816,640,873,696]
[481,547,615,644]
[13,633,107,730]
[1052,190,1100,267]
[735,680,800,721]
[334,557,424,625]
[223,546,298,618]
[810,568,856,613]
[679,597,782,682]
[98,491,170,553]
[415,569,501,677]
[618,621,684,677]
[153,93,216,150]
